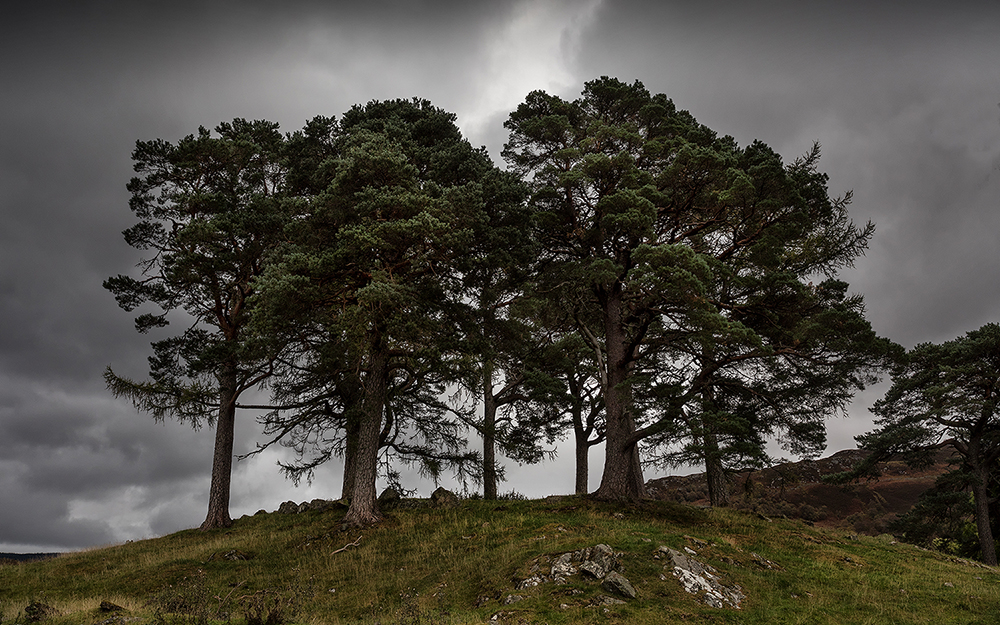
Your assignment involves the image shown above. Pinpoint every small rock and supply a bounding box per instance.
[378,488,401,509]
[431,487,460,509]
[307,498,334,512]
[602,571,637,599]
[516,575,544,590]
[207,549,251,562]
[750,552,782,570]
[503,594,524,605]
[98,601,123,613]
[24,601,59,622]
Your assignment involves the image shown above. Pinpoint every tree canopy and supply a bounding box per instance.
[105,119,289,529]
[503,77,892,502]
[852,323,1000,565]
[249,99,531,525]
[105,79,894,531]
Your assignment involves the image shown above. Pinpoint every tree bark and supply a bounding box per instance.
[968,439,997,565]
[574,420,590,495]
[341,342,387,529]
[340,411,360,502]
[593,289,646,501]
[703,428,731,507]
[482,361,499,500]
[200,362,237,530]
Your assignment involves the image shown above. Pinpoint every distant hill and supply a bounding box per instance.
[646,448,954,535]
[0,553,60,564]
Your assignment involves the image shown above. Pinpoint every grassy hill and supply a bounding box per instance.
[1,496,997,624]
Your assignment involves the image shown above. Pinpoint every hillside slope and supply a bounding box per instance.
[1,493,995,624]
[646,448,954,534]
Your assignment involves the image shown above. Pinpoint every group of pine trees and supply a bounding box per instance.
[104,77,995,566]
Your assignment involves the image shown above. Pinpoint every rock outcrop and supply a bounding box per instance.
[659,546,744,609]
[509,544,636,604]
[277,499,347,514]
[505,539,749,612]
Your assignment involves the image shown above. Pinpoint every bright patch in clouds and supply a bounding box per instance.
[459,0,604,138]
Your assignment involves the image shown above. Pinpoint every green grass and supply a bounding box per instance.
[1,497,997,624]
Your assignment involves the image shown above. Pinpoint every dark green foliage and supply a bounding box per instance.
[503,76,893,502]
[853,323,1000,564]
[251,99,525,523]
[106,119,290,529]
[889,470,981,558]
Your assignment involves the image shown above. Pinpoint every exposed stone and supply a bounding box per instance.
[98,601,124,613]
[750,552,782,570]
[278,500,298,514]
[660,546,744,609]
[551,552,577,577]
[207,549,251,562]
[516,574,545,590]
[431,487,460,509]
[24,601,59,622]
[378,488,401,509]
[579,544,617,579]
[308,498,342,512]
[602,571,637,598]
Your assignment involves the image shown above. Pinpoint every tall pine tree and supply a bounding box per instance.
[105,119,287,529]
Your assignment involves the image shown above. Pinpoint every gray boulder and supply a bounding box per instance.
[431,487,460,509]
[580,544,617,579]
[602,571,637,599]
[378,488,401,509]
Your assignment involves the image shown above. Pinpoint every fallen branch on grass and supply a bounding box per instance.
[331,535,362,555]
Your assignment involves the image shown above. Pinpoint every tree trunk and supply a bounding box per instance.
[200,363,237,530]
[482,361,498,500]
[968,441,997,565]
[342,343,387,529]
[340,410,360,502]
[704,428,731,507]
[593,290,646,501]
[574,420,590,495]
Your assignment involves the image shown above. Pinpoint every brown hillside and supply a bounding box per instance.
[645,449,956,535]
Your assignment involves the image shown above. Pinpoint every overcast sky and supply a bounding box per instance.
[1,0,998,552]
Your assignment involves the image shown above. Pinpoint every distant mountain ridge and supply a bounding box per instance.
[0,553,60,564]
[646,448,953,535]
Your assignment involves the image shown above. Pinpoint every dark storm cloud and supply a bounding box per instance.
[1,0,544,551]
[578,0,1000,348]
[1,0,998,550]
